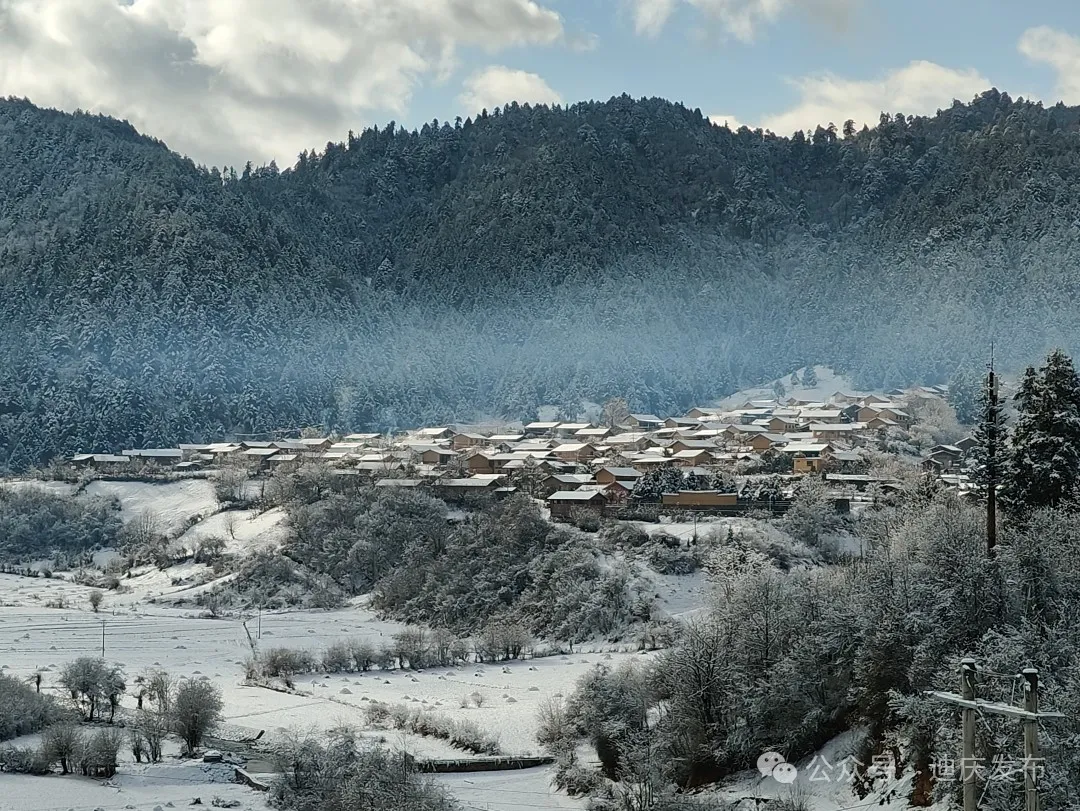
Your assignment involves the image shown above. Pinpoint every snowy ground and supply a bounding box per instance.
[0,568,650,810]
[1,758,271,811]
[0,481,711,811]
[716,365,867,408]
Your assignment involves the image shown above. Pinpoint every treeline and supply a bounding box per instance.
[2,92,1080,468]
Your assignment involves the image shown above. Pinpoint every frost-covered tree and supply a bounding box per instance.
[1000,350,1080,516]
[802,366,818,388]
[948,366,980,425]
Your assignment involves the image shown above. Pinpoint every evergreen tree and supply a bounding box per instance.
[948,367,980,425]
[802,367,818,388]
[789,370,801,388]
[1000,350,1080,515]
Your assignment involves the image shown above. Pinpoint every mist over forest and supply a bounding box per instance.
[1,88,1079,469]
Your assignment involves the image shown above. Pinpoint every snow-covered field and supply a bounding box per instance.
[0,482,717,811]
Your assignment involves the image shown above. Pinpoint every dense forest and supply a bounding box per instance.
[2,88,1080,469]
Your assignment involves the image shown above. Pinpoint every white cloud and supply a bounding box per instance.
[458,66,562,113]
[630,0,859,42]
[708,113,744,129]
[631,0,676,36]
[0,0,566,167]
[761,60,989,135]
[1019,26,1080,103]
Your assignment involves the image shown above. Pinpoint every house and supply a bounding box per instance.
[432,477,506,501]
[122,449,183,466]
[524,421,560,436]
[465,452,497,475]
[866,416,899,431]
[414,445,457,466]
[242,447,280,470]
[575,427,612,441]
[685,407,722,419]
[298,437,334,453]
[451,432,488,450]
[808,423,865,441]
[669,439,717,455]
[555,423,592,438]
[781,442,833,474]
[595,467,643,485]
[553,443,598,463]
[178,444,213,461]
[672,449,714,467]
[541,473,594,497]
[418,427,453,440]
[747,433,789,452]
[267,453,301,472]
[767,416,800,433]
[661,491,738,509]
[488,434,525,444]
[375,478,425,488]
[798,409,843,424]
[606,432,649,452]
[576,481,631,503]
[627,414,664,429]
[547,490,608,520]
[858,405,911,426]
[859,394,892,406]
[664,417,701,429]
[71,453,131,472]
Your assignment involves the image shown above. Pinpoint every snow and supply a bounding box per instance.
[81,479,219,532]
[175,506,289,555]
[1,761,270,811]
[434,766,587,810]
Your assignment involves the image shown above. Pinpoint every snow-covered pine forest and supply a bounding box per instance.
[2,90,1080,469]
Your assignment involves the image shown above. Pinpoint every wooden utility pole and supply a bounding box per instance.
[926,662,1064,811]
[961,658,977,811]
[1023,668,1040,811]
[101,620,106,658]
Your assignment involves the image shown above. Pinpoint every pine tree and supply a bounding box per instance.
[1000,350,1080,515]
[802,366,818,388]
[948,367,979,425]
[789,370,801,388]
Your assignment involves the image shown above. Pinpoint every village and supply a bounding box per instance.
[64,379,978,521]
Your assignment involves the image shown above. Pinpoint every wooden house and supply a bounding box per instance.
[547,490,607,520]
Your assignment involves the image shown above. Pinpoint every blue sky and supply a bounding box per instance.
[411,0,1080,131]
[0,0,1077,167]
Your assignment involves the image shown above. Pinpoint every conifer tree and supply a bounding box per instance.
[1000,350,1080,515]
[802,366,818,388]
[948,367,979,425]
[968,369,1005,499]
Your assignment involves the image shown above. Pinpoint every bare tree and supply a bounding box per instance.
[88,589,104,613]
[42,724,84,775]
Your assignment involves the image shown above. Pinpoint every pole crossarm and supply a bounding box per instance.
[924,690,1066,722]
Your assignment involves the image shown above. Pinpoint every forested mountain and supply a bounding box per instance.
[2,89,1080,469]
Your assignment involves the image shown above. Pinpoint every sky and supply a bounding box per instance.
[0,0,1078,168]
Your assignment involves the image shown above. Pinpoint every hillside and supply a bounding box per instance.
[2,89,1080,468]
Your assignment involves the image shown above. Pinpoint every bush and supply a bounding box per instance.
[260,647,318,682]
[321,642,354,673]
[0,672,58,741]
[0,745,52,775]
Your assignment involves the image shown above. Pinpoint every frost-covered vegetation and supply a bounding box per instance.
[550,350,1080,810]
[0,487,121,566]
[3,92,1080,471]
[220,485,653,642]
[267,728,457,811]
[0,659,222,777]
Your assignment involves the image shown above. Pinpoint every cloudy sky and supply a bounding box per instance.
[0,0,1077,168]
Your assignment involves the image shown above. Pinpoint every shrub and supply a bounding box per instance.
[0,745,52,775]
[321,642,354,673]
[0,672,58,741]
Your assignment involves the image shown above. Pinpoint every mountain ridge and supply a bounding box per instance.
[1,89,1080,468]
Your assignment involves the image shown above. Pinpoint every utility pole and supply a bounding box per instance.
[1023,668,1040,811]
[258,606,262,640]
[960,658,977,811]
[926,661,1064,811]
[101,620,106,658]
[986,346,999,559]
